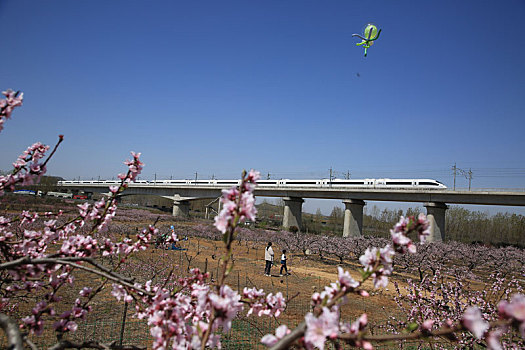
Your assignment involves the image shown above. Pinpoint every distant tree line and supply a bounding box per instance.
[256,201,524,247]
[362,205,524,247]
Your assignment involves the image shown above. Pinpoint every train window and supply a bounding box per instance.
[285,181,318,185]
[419,182,438,186]
[385,182,412,186]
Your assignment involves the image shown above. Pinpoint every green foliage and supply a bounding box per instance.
[406,322,419,332]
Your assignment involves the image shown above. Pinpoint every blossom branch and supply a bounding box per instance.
[0,257,153,296]
[338,319,512,343]
[200,170,262,349]
[0,256,135,284]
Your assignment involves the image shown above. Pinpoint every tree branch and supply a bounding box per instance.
[0,257,152,296]
[0,313,24,350]
[47,340,145,350]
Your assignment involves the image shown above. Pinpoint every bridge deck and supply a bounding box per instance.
[56,183,525,206]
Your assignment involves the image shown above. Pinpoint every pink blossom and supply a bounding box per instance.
[486,328,504,350]
[498,294,525,337]
[77,202,89,217]
[372,271,390,289]
[123,151,144,181]
[359,245,393,289]
[304,307,340,350]
[22,314,44,335]
[392,216,409,233]
[79,287,93,297]
[462,306,489,339]
[66,321,78,332]
[245,169,261,184]
[111,284,131,302]
[311,282,341,306]
[379,245,395,265]
[356,313,368,330]
[416,213,431,243]
[214,202,234,233]
[243,287,265,299]
[337,266,359,290]
[421,319,434,331]
[265,292,286,317]
[341,314,373,350]
[0,89,23,128]
[359,290,370,297]
[209,285,243,332]
[239,191,257,221]
[359,247,379,272]
[242,169,260,192]
[213,171,259,233]
[244,287,266,316]
[261,324,290,347]
[391,230,416,254]
[498,294,525,322]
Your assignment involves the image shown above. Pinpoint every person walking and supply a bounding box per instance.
[280,249,289,276]
[264,242,274,276]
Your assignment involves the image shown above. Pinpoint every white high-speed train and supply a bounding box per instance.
[59,178,447,189]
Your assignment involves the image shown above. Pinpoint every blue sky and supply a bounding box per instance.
[1,0,524,214]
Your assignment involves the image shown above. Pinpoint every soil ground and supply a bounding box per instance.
[0,202,468,349]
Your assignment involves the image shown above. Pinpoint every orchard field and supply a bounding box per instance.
[2,194,524,349]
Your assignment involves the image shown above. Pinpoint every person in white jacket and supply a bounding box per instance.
[264,242,274,276]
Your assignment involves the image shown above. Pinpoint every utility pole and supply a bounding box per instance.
[211,174,215,180]
[194,172,198,184]
[452,162,457,191]
[329,167,333,187]
[344,170,351,180]
[170,175,173,180]
[468,169,473,191]
[458,167,473,191]
[154,173,156,185]
[267,172,271,180]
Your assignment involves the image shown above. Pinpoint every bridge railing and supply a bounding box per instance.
[451,188,525,192]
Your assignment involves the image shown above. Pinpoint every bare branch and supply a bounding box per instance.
[0,313,24,350]
[47,339,145,350]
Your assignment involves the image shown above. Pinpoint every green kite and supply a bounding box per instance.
[352,23,381,57]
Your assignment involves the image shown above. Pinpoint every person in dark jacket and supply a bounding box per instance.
[280,249,289,276]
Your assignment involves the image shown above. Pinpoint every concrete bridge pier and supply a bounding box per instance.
[173,200,190,218]
[424,202,448,242]
[343,199,366,237]
[283,197,304,231]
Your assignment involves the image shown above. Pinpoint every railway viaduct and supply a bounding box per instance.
[56,182,525,242]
